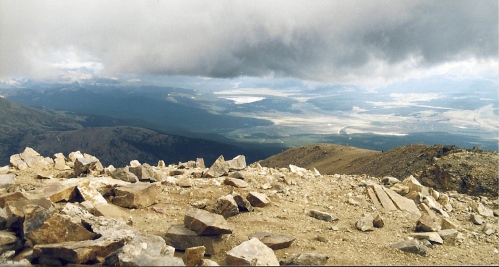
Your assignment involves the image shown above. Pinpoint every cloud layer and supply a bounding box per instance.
[1,0,497,83]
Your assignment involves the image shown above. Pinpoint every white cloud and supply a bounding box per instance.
[0,0,496,84]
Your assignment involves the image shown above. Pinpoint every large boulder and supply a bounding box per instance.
[25,213,97,246]
[226,155,246,171]
[32,238,125,264]
[225,238,279,266]
[74,157,103,177]
[165,224,227,255]
[106,233,183,266]
[110,168,139,183]
[203,156,229,178]
[248,232,295,250]
[10,147,52,171]
[184,208,233,236]
[112,183,161,209]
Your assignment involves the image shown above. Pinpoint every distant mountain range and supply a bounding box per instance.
[0,97,282,167]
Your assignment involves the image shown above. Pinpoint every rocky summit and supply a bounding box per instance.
[0,147,497,266]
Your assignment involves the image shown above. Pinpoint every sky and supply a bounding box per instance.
[0,0,497,87]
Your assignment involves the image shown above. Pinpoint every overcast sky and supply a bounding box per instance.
[0,0,497,85]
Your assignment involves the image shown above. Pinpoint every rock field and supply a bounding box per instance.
[0,147,498,266]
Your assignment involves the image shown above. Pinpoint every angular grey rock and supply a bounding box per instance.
[0,208,7,229]
[232,192,253,212]
[390,183,410,195]
[280,252,329,265]
[382,176,401,186]
[347,196,369,207]
[107,233,183,266]
[110,168,139,183]
[248,232,295,250]
[214,195,239,219]
[0,174,15,189]
[438,229,459,245]
[355,214,374,232]
[53,153,70,171]
[441,218,460,230]
[184,208,233,236]
[418,203,438,220]
[165,224,227,255]
[74,157,102,177]
[60,203,94,222]
[178,177,193,187]
[470,214,484,225]
[182,246,205,266]
[33,238,126,264]
[80,215,136,241]
[401,175,429,196]
[196,158,206,169]
[482,223,496,235]
[471,202,495,217]
[0,191,28,209]
[25,213,97,246]
[0,230,18,248]
[224,177,248,188]
[225,238,279,266]
[200,259,219,266]
[112,183,161,209]
[373,214,385,228]
[382,186,421,216]
[307,209,339,222]
[367,184,397,211]
[390,239,427,255]
[203,156,228,178]
[416,215,440,232]
[226,155,246,171]
[94,203,130,222]
[246,192,270,208]
[76,183,107,205]
[129,163,157,182]
[10,147,51,171]
[4,198,54,238]
[409,232,444,244]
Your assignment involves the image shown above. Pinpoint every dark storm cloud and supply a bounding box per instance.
[0,0,496,82]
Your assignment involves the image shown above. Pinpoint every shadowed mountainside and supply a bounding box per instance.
[0,97,277,167]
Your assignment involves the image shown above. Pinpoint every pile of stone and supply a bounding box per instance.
[1,147,497,265]
[373,175,497,255]
[1,147,309,266]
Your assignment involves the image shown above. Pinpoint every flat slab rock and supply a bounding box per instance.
[280,252,329,266]
[246,192,270,207]
[33,238,126,264]
[307,209,339,222]
[184,208,234,236]
[112,183,161,209]
[165,224,227,255]
[410,232,444,244]
[391,239,427,255]
[224,177,248,188]
[249,232,295,250]
[225,238,279,266]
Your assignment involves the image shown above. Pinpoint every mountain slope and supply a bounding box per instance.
[259,143,498,197]
[258,143,381,174]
